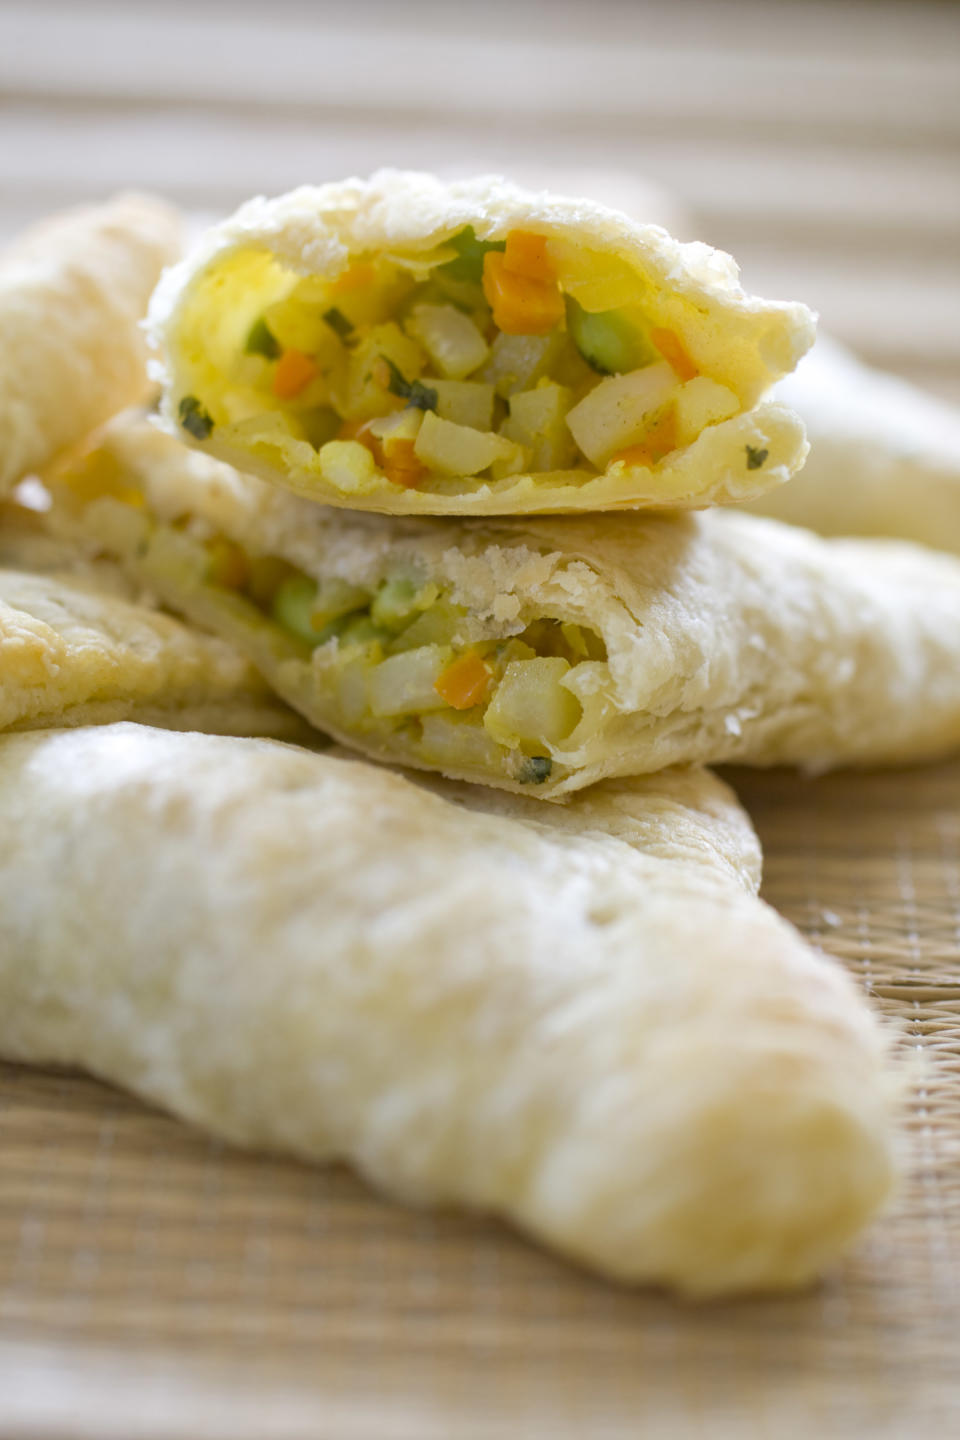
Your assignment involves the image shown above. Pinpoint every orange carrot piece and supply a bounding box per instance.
[382,437,424,489]
[272,348,319,399]
[650,328,698,381]
[434,650,493,710]
[482,252,564,336]
[503,229,555,282]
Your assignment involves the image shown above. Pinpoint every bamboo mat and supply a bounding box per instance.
[1,760,958,1439]
[2,2,959,1432]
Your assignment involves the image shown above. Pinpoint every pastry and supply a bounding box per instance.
[0,722,895,1297]
[148,170,814,516]
[0,499,305,738]
[49,418,960,795]
[0,193,181,494]
[747,335,960,553]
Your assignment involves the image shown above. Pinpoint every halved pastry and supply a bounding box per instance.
[149,170,814,515]
[0,193,181,495]
[0,723,895,1296]
[0,496,304,739]
[47,418,960,795]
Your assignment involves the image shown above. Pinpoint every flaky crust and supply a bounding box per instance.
[0,193,181,495]
[0,723,894,1296]
[149,170,813,514]
[747,336,960,553]
[0,562,306,739]
[56,420,960,795]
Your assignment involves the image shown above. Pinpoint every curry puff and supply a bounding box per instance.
[748,335,960,556]
[149,171,814,516]
[0,193,180,495]
[0,506,303,738]
[50,419,960,796]
[0,724,895,1297]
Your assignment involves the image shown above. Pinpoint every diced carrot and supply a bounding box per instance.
[434,650,493,710]
[331,261,376,294]
[610,403,677,469]
[482,252,564,336]
[503,230,555,282]
[272,348,319,399]
[205,536,250,590]
[382,437,424,489]
[650,327,698,381]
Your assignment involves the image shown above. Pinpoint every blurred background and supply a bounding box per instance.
[1,0,958,402]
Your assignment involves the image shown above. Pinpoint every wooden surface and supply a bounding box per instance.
[1,2,959,1435]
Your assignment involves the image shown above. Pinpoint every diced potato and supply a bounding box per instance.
[367,408,425,445]
[502,382,577,470]
[336,653,377,725]
[368,644,453,717]
[419,712,504,771]
[318,439,379,493]
[263,298,346,363]
[565,362,677,468]
[414,411,522,477]
[488,443,531,482]
[478,331,568,398]
[386,600,467,653]
[315,264,415,329]
[334,323,425,421]
[673,376,740,446]
[310,576,371,628]
[545,239,643,312]
[431,380,495,431]
[483,657,582,748]
[406,304,489,379]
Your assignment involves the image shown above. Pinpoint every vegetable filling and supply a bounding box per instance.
[174,226,746,494]
[201,530,609,784]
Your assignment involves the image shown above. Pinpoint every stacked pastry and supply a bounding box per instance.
[12,172,960,1297]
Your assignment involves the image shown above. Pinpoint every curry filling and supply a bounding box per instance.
[172,226,744,496]
[197,530,609,784]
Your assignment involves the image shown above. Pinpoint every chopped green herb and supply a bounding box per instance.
[518,755,553,785]
[178,395,214,440]
[746,445,769,470]
[438,226,506,285]
[323,306,354,340]
[379,356,438,412]
[244,316,281,359]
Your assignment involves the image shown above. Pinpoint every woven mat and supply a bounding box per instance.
[1,762,958,1438]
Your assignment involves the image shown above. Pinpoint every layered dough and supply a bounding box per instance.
[49,419,960,796]
[0,193,181,495]
[748,335,960,554]
[0,504,305,738]
[0,723,895,1296]
[149,170,813,515]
